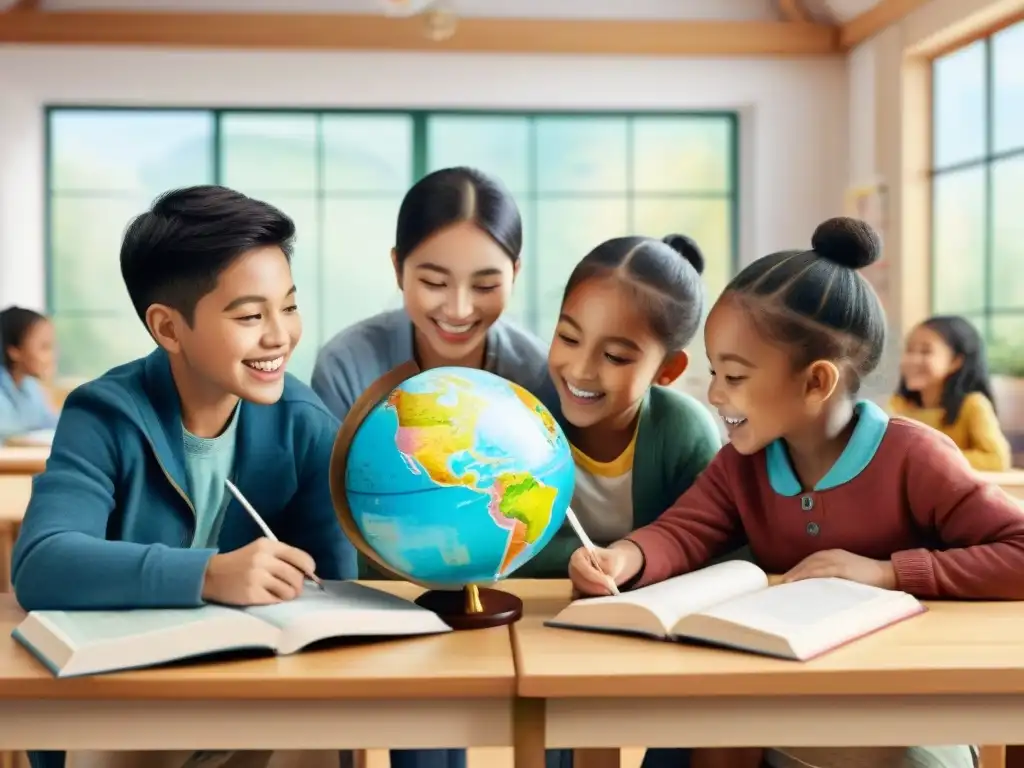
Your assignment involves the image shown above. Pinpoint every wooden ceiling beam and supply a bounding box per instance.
[839,0,933,49]
[6,0,41,12]
[777,0,810,23]
[0,10,841,56]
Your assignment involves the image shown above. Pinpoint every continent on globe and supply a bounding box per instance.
[489,471,557,573]
[385,371,558,576]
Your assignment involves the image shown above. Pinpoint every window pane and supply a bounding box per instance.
[426,115,530,194]
[932,41,987,169]
[536,118,628,193]
[932,167,986,315]
[320,198,404,337]
[219,113,317,193]
[503,201,533,332]
[322,115,413,193]
[533,199,629,344]
[54,315,155,381]
[991,156,1024,310]
[632,197,733,299]
[50,110,214,196]
[988,315,1024,376]
[633,117,733,193]
[50,196,145,314]
[993,21,1024,154]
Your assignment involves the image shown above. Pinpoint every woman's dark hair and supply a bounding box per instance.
[897,315,996,424]
[393,167,522,266]
[0,306,48,370]
[561,234,706,352]
[724,217,886,393]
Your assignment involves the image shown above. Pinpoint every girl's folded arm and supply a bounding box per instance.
[624,450,742,588]
[895,432,1024,599]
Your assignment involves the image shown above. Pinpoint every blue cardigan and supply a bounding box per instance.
[12,347,357,613]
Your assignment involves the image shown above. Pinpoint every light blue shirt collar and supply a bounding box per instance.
[766,399,889,497]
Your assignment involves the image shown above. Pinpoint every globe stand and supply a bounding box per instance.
[415,584,523,630]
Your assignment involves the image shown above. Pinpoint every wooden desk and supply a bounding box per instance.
[509,581,1024,768]
[0,582,521,758]
[0,476,31,593]
[0,448,47,476]
[978,470,1024,500]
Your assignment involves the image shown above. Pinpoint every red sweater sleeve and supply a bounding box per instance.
[892,427,1024,599]
[625,449,742,588]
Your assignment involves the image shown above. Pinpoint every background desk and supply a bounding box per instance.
[0,476,30,593]
[978,470,1024,500]
[0,448,47,476]
[509,580,1024,768]
[0,583,518,763]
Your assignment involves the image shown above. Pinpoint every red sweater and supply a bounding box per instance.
[627,413,1024,599]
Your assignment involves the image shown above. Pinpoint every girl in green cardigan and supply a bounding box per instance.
[517,233,723,580]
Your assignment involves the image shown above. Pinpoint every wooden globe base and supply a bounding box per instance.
[415,584,523,630]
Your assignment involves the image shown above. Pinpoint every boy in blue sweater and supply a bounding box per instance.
[12,186,357,768]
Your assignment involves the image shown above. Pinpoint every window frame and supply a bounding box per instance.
[929,20,1024,373]
[44,105,740,378]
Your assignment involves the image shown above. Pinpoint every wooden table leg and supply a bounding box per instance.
[514,698,546,768]
[981,745,1006,768]
[574,749,621,768]
[0,524,13,594]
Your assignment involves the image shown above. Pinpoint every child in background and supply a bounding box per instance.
[890,315,1011,471]
[13,186,356,768]
[520,233,721,578]
[0,306,59,442]
[570,218,1024,768]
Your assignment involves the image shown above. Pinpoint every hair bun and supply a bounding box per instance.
[662,234,704,275]
[810,217,881,270]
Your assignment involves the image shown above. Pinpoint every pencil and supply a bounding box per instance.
[224,478,325,590]
[565,507,620,596]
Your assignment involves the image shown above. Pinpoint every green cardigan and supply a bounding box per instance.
[515,385,723,579]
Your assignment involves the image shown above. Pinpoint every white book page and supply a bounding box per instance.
[38,605,241,648]
[582,560,769,631]
[697,577,900,636]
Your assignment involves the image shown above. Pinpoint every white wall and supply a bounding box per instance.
[0,46,848,311]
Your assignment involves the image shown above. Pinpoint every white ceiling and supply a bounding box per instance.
[0,0,882,23]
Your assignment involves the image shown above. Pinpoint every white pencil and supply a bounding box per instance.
[565,507,620,596]
[224,478,324,590]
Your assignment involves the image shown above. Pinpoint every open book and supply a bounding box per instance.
[13,581,452,678]
[547,560,925,661]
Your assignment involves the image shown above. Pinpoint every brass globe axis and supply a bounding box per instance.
[328,361,524,630]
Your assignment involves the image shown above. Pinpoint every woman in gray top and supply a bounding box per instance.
[312,166,555,422]
[311,166,565,768]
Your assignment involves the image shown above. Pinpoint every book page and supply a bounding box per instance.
[243,581,440,631]
[695,577,896,634]
[38,605,240,648]
[570,560,769,632]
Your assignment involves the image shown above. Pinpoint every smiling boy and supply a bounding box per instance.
[12,186,356,768]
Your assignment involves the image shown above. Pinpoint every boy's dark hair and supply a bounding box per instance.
[0,306,48,369]
[120,185,296,326]
[724,217,886,394]
[394,167,521,267]
[897,315,996,425]
[561,234,706,353]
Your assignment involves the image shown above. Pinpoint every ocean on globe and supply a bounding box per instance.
[344,367,574,587]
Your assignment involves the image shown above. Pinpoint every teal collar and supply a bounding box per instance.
[766,399,889,496]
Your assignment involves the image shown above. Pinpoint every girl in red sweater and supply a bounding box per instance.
[569,217,1024,768]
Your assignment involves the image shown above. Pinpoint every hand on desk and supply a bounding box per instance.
[569,540,644,596]
[782,549,897,590]
[201,537,317,605]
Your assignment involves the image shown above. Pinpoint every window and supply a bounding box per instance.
[47,108,738,383]
[931,20,1024,375]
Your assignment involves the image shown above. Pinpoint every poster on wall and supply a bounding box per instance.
[844,182,890,316]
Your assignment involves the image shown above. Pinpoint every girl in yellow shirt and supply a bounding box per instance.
[890,315,1011,471]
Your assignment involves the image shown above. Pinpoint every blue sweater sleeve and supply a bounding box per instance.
[11,395,215,611]
[278,404,357,580]
[310,343,361,422]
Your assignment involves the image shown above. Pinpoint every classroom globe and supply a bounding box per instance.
[339,365,574,597]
